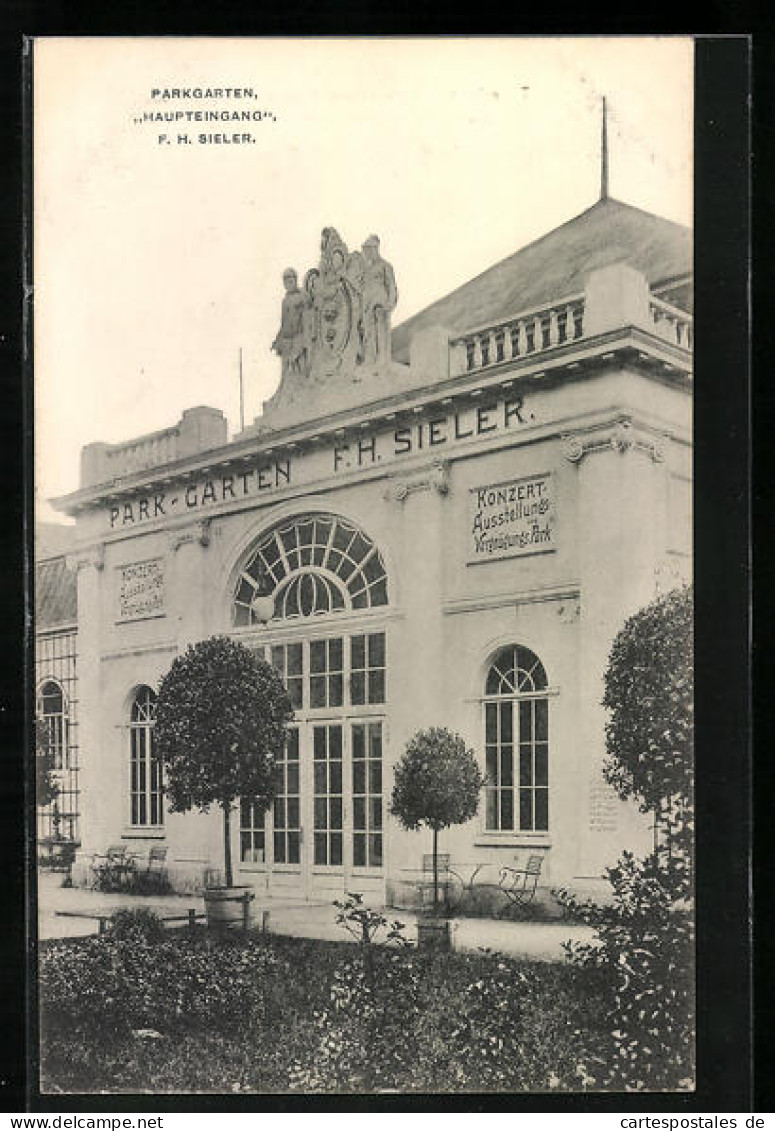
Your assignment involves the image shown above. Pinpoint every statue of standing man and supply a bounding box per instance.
[361,235,398,367]
[271,268,310,378]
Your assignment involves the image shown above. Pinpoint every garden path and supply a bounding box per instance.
[36,870,596,960]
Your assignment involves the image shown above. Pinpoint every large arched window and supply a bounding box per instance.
[233,514,389,627]
[129,686,163,827]
[38,680,69,770]
[484,646,549,832]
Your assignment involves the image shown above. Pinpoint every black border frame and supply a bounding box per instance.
[0,28,754,1114]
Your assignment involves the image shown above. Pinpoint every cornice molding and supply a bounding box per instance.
[383,459,450,504]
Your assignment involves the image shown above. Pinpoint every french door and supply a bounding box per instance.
[240,631,386,897]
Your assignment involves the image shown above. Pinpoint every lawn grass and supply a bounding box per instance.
[39,929,610,1094]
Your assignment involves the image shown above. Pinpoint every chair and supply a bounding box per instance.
[420,852,452,910]
[498,854,544,915]
[90,844,137,889]
[145,845,168,880]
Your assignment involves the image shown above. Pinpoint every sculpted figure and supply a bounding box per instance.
[361,234,398,366]
[271,268,310,377]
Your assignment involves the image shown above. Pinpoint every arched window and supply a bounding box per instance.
[233,514,389,627]
[38,680,68,769]
[129,686,163,827]
[484,646,549,832]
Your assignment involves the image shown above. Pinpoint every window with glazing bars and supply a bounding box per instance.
[313,724,343,866]
[270,642,304,709]
[484,646,549,832]
[352,722,383,867]
[350,633,385,705]
[273,727,301,864]
[129,686,163,827]
[233,514,389,626]
[38,680,68,770]
[240,797,266,863]
[310,637,344,708]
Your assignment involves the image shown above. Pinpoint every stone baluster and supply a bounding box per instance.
[472,336,483,370]
[503,324,514,361]
[549,308,560,347]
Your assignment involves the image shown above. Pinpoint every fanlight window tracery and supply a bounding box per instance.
[234,515,388,626]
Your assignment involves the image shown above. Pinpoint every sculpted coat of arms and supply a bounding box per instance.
[271,227,398,382]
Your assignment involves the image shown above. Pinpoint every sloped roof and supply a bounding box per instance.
[36,521,77,561]
[37,556,77,628]
[391,197,692,363]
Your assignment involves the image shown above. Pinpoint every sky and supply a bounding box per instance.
[34,36,693,524]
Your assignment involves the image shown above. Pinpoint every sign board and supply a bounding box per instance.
[468,472,556,563]
[118,558,165,621]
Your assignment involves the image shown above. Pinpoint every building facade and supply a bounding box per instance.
[51,198,692,906]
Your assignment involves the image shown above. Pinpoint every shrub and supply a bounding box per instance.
[107,907,167,945]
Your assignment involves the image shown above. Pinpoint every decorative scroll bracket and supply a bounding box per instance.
[66,543,105,572]
[383,459,450,504]
[168,518,212,554]
[561,417,666,464]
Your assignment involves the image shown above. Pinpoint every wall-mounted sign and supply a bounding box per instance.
[118,558,165,621]
[468,472,555,563]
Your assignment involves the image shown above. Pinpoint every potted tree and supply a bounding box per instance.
[154,636,294,928]
[390,727,485,949]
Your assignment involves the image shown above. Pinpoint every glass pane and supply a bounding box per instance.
[370,834,383,867]
[351,635,365,669]
[353,761,366,795]
[287,764,299,795]
[330,637,343,669]
[330,727,343,760]
[500,702,513,743]
[310,640,326,672]
[288,642,303,675]
[351,672,365,705]
[330,760,342,794]
[485,703,497,743]
[486,746,498,782]
[289,677,303,709]
[369,726,382,759]
[330,798,343,829]
[314,798,327,828]
[270,645,284,674]
[314,833,327,865]
[519,789,533,830]
[274,798,286,827]
[535,789,549,830]
[500,747,513,787]
[519,700,532,741]
[520,746,533,786]
[370,798,382,830]
[368,760,382,794]
[486,788,498,829]
[241,833,251,862]
[287,798,300,827]
[535,745,548,786]
[369,633,385,666]
[353,833,366,867]
[370,579,388,606]
[354,797,366,830]
[368,671,385,703]
[310,676,325,708]
[273,832,286,863]
[535,699,548,741]
[325,674,340,707]
[351,725,365,761]
[287,729,299,759]
[500,790,514,829]
[288,832,300,864]
[330,833,343,866]
[314,763,326,793]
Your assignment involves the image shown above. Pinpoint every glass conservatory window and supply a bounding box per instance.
[129,686,162,827]
[484,646,549,833]
[233,514,388,626]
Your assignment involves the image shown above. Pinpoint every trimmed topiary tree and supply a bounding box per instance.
[154,635,294,888]
[602,584,693,895]
[390,727,485,910]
